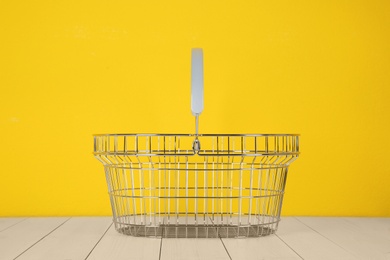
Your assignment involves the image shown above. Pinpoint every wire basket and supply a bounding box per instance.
[94,134,299,238]
[93,49,300,238]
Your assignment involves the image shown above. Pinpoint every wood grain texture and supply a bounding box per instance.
[0,217,69,260]
[344,217,390,242]
[222,234,302,260]
[0,217,389,260]
[86,225,161,260]
[0,217,27,232]
[277,217,357,260]
[160,238,230,260]
[16,217,112,260]
[298,217,390,260]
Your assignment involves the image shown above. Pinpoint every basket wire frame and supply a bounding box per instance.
[94,134,299,238]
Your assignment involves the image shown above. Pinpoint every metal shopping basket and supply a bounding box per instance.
[93,49,300,238]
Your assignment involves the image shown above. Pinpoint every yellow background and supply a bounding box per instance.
[1,0,389,216]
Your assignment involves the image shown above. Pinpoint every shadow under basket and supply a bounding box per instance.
[94,134,299,238]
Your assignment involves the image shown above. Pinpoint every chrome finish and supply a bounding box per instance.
[192,138,201,154]
[94,134,300,238]
[192,115,201,154]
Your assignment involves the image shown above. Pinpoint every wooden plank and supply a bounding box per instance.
[0,218,27,232]
[277,217,357,260]
[159,216,230,260]
[86,224,161,260]
[221,233,302,259]
[344,217,390,241]
[16,217,112,260]
[160,238,230,260]
[298,217,390,260]
[0,217,69,260]
[1,217,388,260]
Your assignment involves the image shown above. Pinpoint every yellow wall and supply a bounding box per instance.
[1,0,389,217]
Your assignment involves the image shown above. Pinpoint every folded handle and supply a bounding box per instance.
[191,48,204,116]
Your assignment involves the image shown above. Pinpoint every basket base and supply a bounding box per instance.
[117,224,275,238]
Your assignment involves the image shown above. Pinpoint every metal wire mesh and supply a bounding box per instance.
[94,134,299,238]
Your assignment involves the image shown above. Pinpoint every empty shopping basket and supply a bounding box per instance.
[93,49,300,238]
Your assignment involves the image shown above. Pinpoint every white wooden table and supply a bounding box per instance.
[0,217,389,260]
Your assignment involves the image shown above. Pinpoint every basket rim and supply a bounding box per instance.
[93,133,300,137]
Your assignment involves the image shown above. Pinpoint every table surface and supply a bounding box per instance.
[0,217,389,260]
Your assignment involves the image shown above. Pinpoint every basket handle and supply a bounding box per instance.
[191,48,204,116]
[191,48,203,153]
